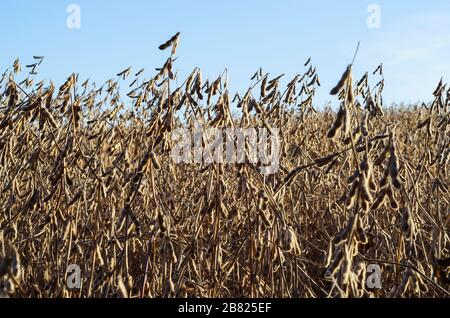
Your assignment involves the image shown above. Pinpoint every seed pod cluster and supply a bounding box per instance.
[257,190,271,227]
[400,207,415,241]
[0,240,22,297]
[381,136,401,189]
[346,156,375,212]
[327,104,351,140]
[158,32,180,55]
[372,135,401,210]
[280,227,301,255]
[344,112,369,145]
[157,209,168,235]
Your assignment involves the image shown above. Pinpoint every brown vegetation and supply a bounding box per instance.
[0,34,448,298]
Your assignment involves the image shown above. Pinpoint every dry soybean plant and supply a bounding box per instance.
[0,34,448,298]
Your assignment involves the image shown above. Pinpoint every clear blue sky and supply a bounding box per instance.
[1,1,449,106]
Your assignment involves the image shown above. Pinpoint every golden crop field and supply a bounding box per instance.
[0,34,449,298]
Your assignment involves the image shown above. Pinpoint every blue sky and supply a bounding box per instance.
[1,1,449,107]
